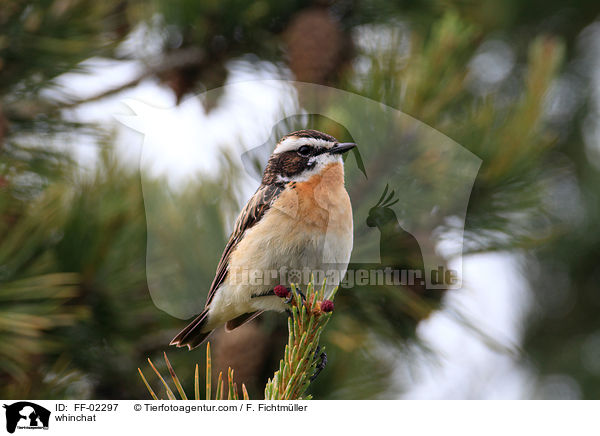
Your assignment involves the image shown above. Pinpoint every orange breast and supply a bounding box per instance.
[274,162,352,233]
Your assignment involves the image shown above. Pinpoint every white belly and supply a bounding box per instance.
[212,215,352,316]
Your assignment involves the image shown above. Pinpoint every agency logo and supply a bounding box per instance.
[120,80,481,319]
[2,402,50,434]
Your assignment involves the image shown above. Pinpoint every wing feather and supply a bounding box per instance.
[205,183,286,306]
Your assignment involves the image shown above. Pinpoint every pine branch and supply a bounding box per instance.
[138,279,337,400]
[61,47,205,108]
[264,282,336,400]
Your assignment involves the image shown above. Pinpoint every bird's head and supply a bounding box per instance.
[262,129,355,184]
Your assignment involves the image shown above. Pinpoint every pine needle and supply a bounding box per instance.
[147,358,176,400]
[138,368,158,400]
[194,363,200,400]
[206,342,212,400]
[163,352,187,400]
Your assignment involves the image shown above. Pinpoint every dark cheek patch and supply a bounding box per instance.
[281,153,309,177]
[263,152,309,182]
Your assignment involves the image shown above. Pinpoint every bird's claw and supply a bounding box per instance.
[283,286,307,304]
[284,287,294,304]
[290,287,307,304]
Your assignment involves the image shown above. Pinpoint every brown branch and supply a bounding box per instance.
[59,47,206,109]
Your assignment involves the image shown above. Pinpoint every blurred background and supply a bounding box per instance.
[2,0,600,400]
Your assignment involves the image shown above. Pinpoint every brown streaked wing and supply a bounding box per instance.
[205,183,286,307]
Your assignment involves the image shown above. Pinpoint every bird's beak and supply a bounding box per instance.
[329,143,356,154]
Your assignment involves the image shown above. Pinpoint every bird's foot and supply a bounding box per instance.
[279,286,306,305]
[309,345,327,382]
[289,286,307,304]
[285,288,294,304]
[252,286,306,305]
[284,287,307,314]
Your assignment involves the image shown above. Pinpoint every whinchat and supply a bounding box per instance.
[170,129,355,349]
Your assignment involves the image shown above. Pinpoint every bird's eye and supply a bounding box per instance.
[297,145,311,156]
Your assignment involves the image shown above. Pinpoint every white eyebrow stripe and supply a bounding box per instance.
[273,136,336,154]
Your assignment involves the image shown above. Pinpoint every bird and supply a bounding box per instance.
[170,129,355,349]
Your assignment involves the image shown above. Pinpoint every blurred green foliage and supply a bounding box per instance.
[2,0,600,399]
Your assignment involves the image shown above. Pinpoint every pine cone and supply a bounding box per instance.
[284,8,348,84]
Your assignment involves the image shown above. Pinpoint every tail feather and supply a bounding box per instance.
[224,310,264,332]
[170,308,213,350]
